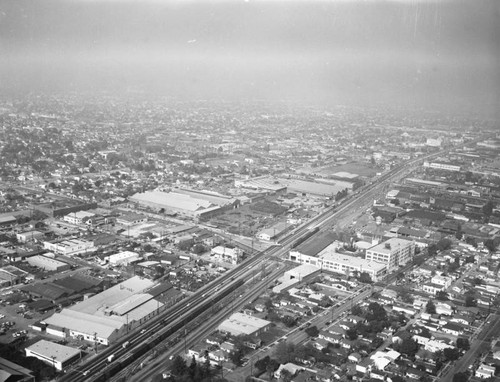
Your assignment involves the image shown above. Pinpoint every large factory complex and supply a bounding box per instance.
[43,276,169,345]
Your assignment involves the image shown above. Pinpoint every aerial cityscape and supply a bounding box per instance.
[0,1,499,382]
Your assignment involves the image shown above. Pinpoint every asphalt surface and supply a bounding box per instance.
[440,313,500,382]
[225,286,374,382]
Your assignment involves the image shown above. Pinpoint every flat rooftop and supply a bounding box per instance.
[26,340,81,362]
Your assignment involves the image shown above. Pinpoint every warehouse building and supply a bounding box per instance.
[105,251,140,266]
[0,357,36,381]
[234,176,288,194]
[280,178,354,197]
[44,276,165,345]
[26,255,70,272]
[43,239,96,256]
[34,200,97,218]
[218,313,271,337]
[0,265,28,287]
[129,190,238,221]
[16,230,45,243]
[256,221,292,241]
[210,246,243,265]
[25,340,81,371]
[63,211,95,225]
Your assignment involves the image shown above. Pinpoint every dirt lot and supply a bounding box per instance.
[316,163,379,177]
[208,204,280,237]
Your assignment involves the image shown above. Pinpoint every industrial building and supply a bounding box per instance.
[116,213,148,226]
[365,238,415,271]
[44,276,165,345]
[319,251,387,282]
[234,176,288,194]
[105,251,141,266]
[129,189,239,220]
[15,230,45,243]
[289,244,387,282]
[63,211,95,225]
[0,265,28,287]
[25,340,81,371]
[256,221,292,241]
[218,312,271,337]
[43,239,96,256]
[34,200,97,218]
[210,246,243,265]
[280,178,354,197]
[423,161,462,172]
[26,255,70,272]
[0,357,35,381]
[273,263,321,293]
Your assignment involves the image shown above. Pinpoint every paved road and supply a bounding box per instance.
[440,313,500,382]
[125,262,289,382]
[225,286,374,382]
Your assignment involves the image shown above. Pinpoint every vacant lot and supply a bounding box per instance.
[208,203,285,237]
[318,162,379,177]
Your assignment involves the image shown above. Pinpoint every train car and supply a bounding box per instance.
[291,227,319,249]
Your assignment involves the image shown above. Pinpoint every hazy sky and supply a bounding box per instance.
[1,0,499,116]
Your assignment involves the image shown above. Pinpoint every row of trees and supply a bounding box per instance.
[161,355,219,382]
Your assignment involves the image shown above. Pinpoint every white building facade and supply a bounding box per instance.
[365,238,415,271]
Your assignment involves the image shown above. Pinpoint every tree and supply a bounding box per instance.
[192,244,206,254]
[359,272,372,284]
[318,295,333,308]
[281,315,297,328]
[274,341,295,364]
[484,239,498,253]
[188,355,197,378]
[170,355,187,377]
[420,375,432,382]
[264,298,273,310]
[428,243,438,257]
[398,338,419,357]
[456,338,470,351]
[280,368,292,382]
[443,347,460,362]
[39,367,55,380]
[371,336,384,349]
[448,257,460,273]
[425,300,436,314]
[452,372,469,382]
[345,328,358,341]
[465,236,477,248]
[230,349,244,366]
[267,362,277,380]
[482,200,495,217]
[465,295,477,307]
[391,376,405,382]
[436,238,452,251]
[399,288,415,304]
[305,325,320,338]
[255,355,271,372]
[366,302,387,322]
[351,305,363,316]
[464,255,475,264]
[436,291,449,301]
